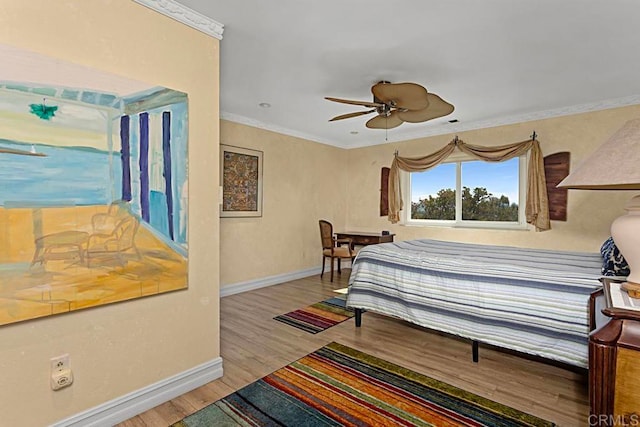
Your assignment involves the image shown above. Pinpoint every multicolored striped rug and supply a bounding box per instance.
[173,342,554,427]
[273,296,355,334]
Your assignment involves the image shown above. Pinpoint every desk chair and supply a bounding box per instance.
[319,220,357,282]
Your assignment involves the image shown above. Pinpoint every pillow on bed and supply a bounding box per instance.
[600,237,630,277]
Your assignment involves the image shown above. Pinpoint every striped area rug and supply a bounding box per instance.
[173,342,554,426]
[273,297,355,334]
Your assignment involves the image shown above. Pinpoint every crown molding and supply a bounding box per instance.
[223,94,640,150]
[220,112,349,148]
[132,0,224,40]
[372,94,640,149]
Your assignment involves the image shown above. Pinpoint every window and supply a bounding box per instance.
[405,156,527,229]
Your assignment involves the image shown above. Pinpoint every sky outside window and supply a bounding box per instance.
[411,162,456,202]
[461,158,519,203]
[411,159,519,203]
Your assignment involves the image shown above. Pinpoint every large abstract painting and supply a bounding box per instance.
[0,44,189,326]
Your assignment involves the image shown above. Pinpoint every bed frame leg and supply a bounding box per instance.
[355,308,362,327]
[472,340,479,363]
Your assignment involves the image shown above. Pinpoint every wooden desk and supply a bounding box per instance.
[589,278,640,418]
[335,231,394,247]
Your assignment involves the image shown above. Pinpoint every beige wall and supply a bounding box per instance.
[220,120,347,286]
[347,105,640,252]
[0,2,220,425]
[220,105,640,288]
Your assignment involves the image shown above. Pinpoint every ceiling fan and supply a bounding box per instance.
[325,81,454,130]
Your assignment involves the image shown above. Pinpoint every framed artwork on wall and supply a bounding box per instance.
[220,144,263,218]
[0,44,189,327]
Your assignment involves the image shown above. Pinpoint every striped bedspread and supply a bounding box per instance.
[346,239,603,368]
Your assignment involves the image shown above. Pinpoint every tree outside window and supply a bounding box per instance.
[409,157,521,225]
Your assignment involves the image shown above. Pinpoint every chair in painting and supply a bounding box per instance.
[30,200,137,269]
[319,219,357,282]
[86,215,141,267]
[91,199,130,234]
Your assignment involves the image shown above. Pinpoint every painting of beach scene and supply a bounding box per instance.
[0,44,188,326]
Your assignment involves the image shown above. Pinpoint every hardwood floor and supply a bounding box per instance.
[118,270,590,426]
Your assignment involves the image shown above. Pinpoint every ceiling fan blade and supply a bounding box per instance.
[396,93,454,123]
[371,82,429,111]
[325,97,383,108]
[366,111,404,130]
[329,109,376,122]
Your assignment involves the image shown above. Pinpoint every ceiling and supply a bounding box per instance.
[174,0,640,149]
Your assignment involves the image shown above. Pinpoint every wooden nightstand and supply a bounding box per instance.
[589,278,640,419]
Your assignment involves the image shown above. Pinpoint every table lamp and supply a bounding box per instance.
[558,118,640,297]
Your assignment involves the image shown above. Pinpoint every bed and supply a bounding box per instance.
[345,239,604,368]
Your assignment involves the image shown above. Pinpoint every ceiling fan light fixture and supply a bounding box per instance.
[376,103,392,116]
[325,81,454,130]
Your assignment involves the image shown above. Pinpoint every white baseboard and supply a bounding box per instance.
[51,357,224,427]
[220,266,322,297]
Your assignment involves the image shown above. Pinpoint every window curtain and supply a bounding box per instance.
[388,138,550,231]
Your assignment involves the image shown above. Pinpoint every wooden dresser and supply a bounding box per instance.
[589,278,640,419]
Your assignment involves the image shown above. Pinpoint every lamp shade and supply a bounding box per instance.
[557,118,640,190]
[557,117,640,289]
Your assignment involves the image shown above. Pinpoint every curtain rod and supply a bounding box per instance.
[396,132,536,157]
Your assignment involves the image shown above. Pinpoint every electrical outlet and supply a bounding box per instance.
[51,369,73,391]
[50,354,73,390]
[50,354,69,372]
